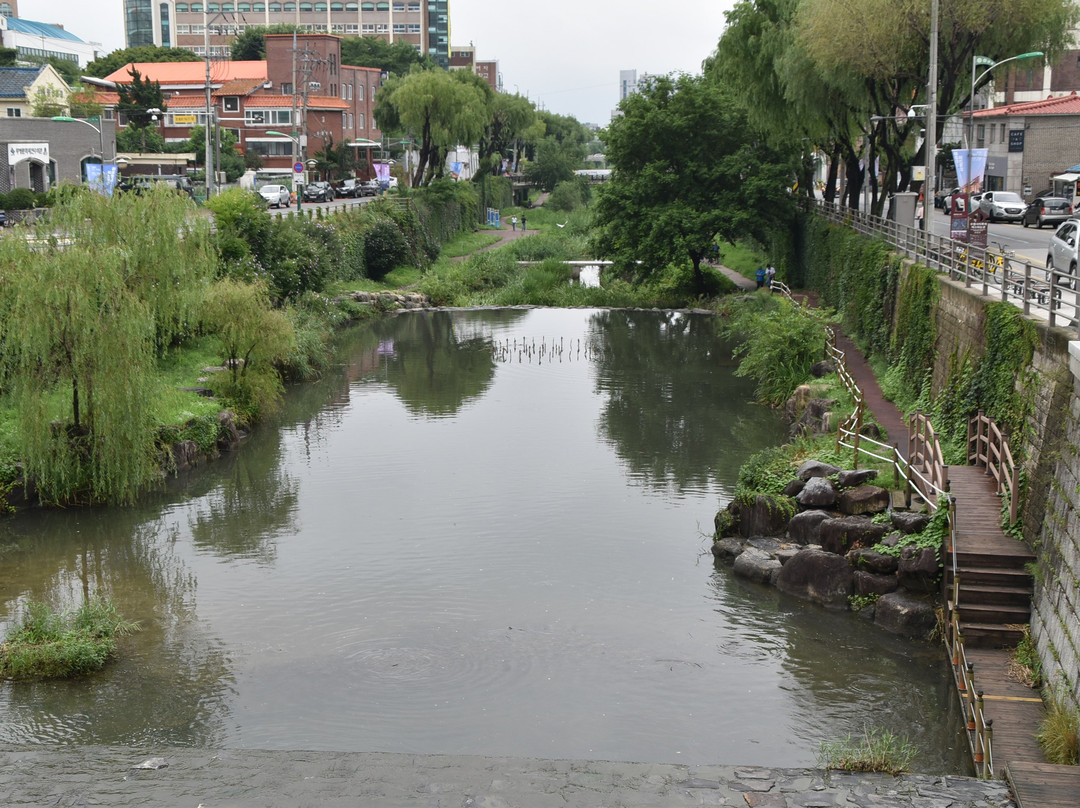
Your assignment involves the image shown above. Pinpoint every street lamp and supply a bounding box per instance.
[51,115,106,160]
[964,51,1043,242]
[267,130,303,209]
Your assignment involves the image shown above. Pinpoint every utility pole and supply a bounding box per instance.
[924,0,938,233]
[203,8,214,199]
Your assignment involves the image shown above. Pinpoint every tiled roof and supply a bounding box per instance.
[973,91,1080,117]
[215,77,266,96]
[0,66,43,99]
[104,61,267,85]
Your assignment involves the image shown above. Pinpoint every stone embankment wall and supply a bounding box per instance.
[900,269,1079,705]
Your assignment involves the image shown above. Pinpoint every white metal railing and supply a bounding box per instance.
[809,198,1080,335]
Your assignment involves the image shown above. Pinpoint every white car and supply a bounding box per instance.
[259,184,291,208]
[978,191,1025,223]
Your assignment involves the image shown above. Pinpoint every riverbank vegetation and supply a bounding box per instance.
[818,726,917,775]
[0,598,138,680]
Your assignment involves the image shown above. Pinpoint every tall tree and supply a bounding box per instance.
[593,74,797,295]
[340,36,436,74]
[476,92,536,177]
[230,24,300,61]
[373,69,490,186]
[0,188,217,504]
[116,67,168,151]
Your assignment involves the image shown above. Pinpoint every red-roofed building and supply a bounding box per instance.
[971,92,1080,197]
[106,35,382,177]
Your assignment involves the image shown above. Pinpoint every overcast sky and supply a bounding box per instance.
[27,0,735,124]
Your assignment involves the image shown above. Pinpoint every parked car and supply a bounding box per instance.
[303,181,335,202]
[978,190,1026,222]
[358,179,381,196]
[1046,218,1080,288]
[0,209,6,228]
[258,184,291,208]
[336,178,361,198]
[1021,196,1072,229]
[935,187,960,210]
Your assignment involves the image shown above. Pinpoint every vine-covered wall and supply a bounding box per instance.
[793,213,1080,708]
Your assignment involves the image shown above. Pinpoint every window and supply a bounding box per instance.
[346,1,358,8]
[376,23,387,32]
[283,2,296,9]
[300,2,312,9]
[246,109,293,126]
[356,83,363,100]
[377,1,388,8]
[238,1,251,8]
[191,2,203,9]
[208,2,219,9]
[345,23,358,32]
[393,1,404,9]
[191,23,205,33]
[253,1,265,8]
[393,23,406,33]
[331,1,343,7]
[223,96,239,112]
[222,1,234,9]
[176,2,188,9]
[7,108,20,117]
[315,1,328,8]
[269,2,281,8]
[358,113,364,129]
[408,1,419,9]
[361,1,374,8]
[407,23,419,32]
[176,24,190,33]
[361,23,374,32]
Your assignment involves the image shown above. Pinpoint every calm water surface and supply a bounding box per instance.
[0,308,969,771]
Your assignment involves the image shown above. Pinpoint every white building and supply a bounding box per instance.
[0,16,102,68]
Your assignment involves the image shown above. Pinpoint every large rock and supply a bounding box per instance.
[836,468,878,488]
[217,410,243,450]
[733,548,782,585]
[817,516,888,555]
[853,570,899,597]
[810,360,835,378]
[784,384,815,422]
[171,440,200,471]
[790,399,837,438]
[891,511,931,534]
[724,495,793,539]
[787,509,832,545]
[897,546,941,593]
[848,548,899,574]
[796,459,841,481]
[782,478,806,498]
[775,548,853,609]
[795,477,838,508]
[875,591,937,638]
[837,485,890,516]
[711,537,745,564]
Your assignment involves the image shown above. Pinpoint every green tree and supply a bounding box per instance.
[85,46,200,79]
[201,278,296,420]
[116,67,167,152]
[523,136,583,191]
[0,187,217,504]
[340,36,436,74]
[30,87,67,117]
[476,92,536,177]
[0,47,16,66]
[185,125,246,182]
[374,69,490,186]
[230,24,300,60]
[593,74,798,296]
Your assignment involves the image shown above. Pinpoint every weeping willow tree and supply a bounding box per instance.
[0,186,217,504]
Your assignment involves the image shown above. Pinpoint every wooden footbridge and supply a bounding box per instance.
[816,317,1080,806]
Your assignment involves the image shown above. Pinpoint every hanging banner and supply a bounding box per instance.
[952,148,988,194]
[449,161,463,179]
[86,163,119,196]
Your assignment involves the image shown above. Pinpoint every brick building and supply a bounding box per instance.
[970,92,1080,198]
[448,45,500,93]
[104,33,383,176]
[124,0,450,69]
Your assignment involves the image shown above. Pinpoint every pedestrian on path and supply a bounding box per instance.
[511,216,518,231]
[755,266,766,288]
[521,214,527,231]
[765,264,776,289]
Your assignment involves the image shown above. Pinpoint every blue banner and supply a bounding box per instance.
[86,163,119,196]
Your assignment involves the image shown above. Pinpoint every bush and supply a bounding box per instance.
[364,217,410,280]
[1038,683,1080,765]
[3,188,38,210]
[0,598,139,680]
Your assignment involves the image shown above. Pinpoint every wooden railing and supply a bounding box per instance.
[909,410,949,507]
[948,577,995,777]
[967,410,1020,525]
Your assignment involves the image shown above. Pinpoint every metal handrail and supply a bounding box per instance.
[967,410,1020,524]
[949,579,996,778]
[807,198,1080,335]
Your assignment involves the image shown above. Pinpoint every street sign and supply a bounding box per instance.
[293,162,304,173]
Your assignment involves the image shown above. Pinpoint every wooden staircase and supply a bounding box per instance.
[947,466,1035,648]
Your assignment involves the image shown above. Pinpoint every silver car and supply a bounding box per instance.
[978,191,1025,223]
[259,184,291,208]
[1046,218,1080,288]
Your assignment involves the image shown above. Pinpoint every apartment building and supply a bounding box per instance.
[123,0,450,68]
[448,45,500,93]
[104,32,383,174]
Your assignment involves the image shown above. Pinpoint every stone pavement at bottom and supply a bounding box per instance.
[0,746,1016,808]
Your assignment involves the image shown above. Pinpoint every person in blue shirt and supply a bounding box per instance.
[755,266,766,288]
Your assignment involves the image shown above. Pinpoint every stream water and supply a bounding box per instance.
[0,307,970,771]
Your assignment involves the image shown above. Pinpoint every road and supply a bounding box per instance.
[928,207,1054,269]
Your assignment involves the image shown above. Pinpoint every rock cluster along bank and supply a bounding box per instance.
[713,460,941,638]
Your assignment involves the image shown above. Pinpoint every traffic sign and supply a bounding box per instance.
[293,162,304,173]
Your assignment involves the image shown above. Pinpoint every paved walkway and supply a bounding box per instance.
[0,745,1016,807]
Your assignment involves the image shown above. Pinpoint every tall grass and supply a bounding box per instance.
[1038,683,1080,765]
[0,598,139,680]
[818,726,917,775]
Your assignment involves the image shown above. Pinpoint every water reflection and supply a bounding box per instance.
[589,309,780,495]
